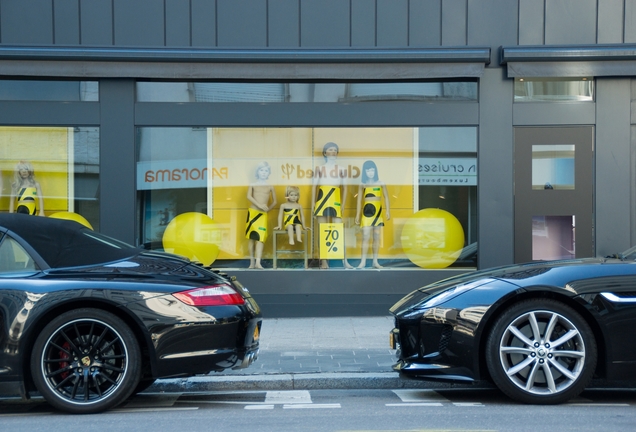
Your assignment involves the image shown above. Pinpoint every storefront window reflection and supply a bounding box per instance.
[136,81,478,103]
[137,126,477,269]
[0,80,98,101]
[514,78,593,102]
[0,127,100,229]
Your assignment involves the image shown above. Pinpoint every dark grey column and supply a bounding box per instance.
[478,67,514,268]
[596,78,632,256]
[99,79,136,244]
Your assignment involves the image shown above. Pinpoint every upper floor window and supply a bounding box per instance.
[0,80,98,101]
[514,78,593,102]
[136,81,478,103]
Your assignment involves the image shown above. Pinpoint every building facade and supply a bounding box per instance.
[1,0,635,316]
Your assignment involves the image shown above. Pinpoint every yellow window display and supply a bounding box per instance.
[0,126,100,230]
[137,126,477,270]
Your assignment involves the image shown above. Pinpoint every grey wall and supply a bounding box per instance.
[0,1,627,53]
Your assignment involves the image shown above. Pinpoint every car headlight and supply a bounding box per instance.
[418,279,490,309]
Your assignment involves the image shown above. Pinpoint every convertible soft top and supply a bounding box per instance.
[0,213,139,268]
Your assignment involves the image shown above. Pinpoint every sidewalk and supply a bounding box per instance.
[149,316,470,392]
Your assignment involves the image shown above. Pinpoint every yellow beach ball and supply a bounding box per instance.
[162,212,220,266]
[400,208,465,269]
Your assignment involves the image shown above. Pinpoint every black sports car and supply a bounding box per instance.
[390,253,636,404]
[0,213,261,414]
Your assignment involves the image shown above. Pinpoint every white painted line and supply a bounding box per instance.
[392,389,450,403]
[265,390,312,404]
[453,402,484,407]
[385,402,444,407]
[113,407,199,413]
[245,404,275,410]
[283,403,341,409]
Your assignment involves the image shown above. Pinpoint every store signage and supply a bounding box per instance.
[418,157,477,186]
[137,159,227,190]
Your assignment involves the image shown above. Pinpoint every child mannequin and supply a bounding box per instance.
[275,186,309,245]
[246,161,277,269]
[9,160,45,216]
[355,160,390,269]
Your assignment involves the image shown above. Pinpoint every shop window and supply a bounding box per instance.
[0,127,100,230]
[136,81,477,103]
[514,77,593,102]
[0,80,98,101]
[137,126,477,270]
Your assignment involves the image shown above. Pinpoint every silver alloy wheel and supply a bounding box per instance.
[498,309,586,395]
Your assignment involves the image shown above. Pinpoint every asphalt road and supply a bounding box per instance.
[2,387,636,431]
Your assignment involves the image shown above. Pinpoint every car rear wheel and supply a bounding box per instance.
[30,308,141,414]
[486,299,596,404]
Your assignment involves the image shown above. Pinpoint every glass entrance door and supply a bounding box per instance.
[514,127,594,263]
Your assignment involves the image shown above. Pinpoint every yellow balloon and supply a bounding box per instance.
[162,212,220,266]
[400,208,465,269]
[49,212,94,230]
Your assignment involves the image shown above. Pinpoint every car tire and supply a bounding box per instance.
[30,308,142,414]
[486,299,597,404]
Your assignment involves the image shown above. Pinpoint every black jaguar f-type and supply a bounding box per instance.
[390,253,636,404]
[0,213,261,414]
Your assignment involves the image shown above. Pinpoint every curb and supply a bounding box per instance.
[147,372,481,393]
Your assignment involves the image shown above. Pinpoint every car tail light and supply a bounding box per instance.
[173,284,245,306]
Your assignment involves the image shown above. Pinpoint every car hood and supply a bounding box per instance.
[391,257,634,314]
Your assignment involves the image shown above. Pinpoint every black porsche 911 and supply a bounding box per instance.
[390,253,636,404]
[0,213,261,414]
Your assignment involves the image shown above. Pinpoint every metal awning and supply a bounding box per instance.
[0,46,491,80]
[501,44,636,77]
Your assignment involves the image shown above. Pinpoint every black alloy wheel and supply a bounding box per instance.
[30,308,141,414]
[486,299,597,405]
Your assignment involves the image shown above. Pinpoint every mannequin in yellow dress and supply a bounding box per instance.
[311,142,352,269]
[275,186,309,245]
[355,160,390,269]
[9,161,45,216]
[246,161,277,269]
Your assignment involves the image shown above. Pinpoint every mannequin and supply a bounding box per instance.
[275,186,308,245]
[9,160,45,216]
[355,160,390,269]
[246,161,277,269]
[311,142,352,269]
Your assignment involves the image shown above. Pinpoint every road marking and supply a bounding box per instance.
[453,402,484,407]
[283,403,341,409]
[386,402,444,407]
[265,390,312,404]
[245,404,275,410]
[113,407,199,413]
[392,389,451,403]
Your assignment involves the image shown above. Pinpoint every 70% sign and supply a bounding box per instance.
[319,223,344,259]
